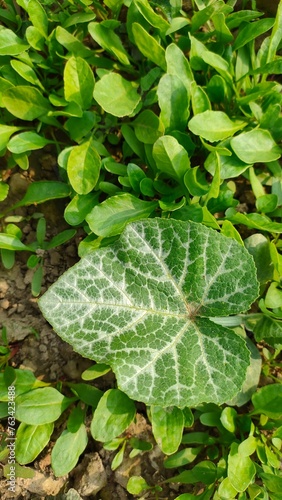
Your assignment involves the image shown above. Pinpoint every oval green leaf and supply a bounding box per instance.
[252,384,282,419]
[2,86,51,121]
[64,56,95,110]
[91,389,136,442]
[151,406,184,455]
[16,423,54,464]
[189,111,246,142]
[15,387,69,424]
[7,132,52,154]
[86,193,158,237]
[94,73,140,117]
[51,424,88,477]
[231,129,281,163]
[67,138,101,195]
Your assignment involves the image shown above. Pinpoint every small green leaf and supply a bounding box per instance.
[81,363,111,381]
[27,0,48,38]
[7,132,52,154]
[252,384,282,419]
[0,125,25,150]
[153,135,190,180]
[164,447,202,468]
[233,18,274,51]
[133,110,164,144]
[151,406,184,455]
[69,383,103,407]
[226,208,282,234]
[91,389,136,442]
[64,56,95,110]
[11,59,44,90]
[228,442,256,492]
[0,233,33,252]
[16,423,54,464]
[231,129,281,163]
[51,424,88,477]
[0,28,29,55]
[132,22,166,71]
[67,138,101,195]
[46,229,76,250]
[2,86,51,121]
[88,22,130,66]
[189,111,246,142]
[111,441,126,471]
[94,73,140,117]
[86,193,158,237]
[238,436,257,457]
[64,193,99,226]
[265,282,282,309]
[157,74,189,132]
[220,407,237,433]
[244,234,273,284]
[10,181,71,210]
[0,369,47,402]
[127,476,151,495]
[15,387,70,424]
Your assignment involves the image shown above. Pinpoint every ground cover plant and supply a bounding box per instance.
[0,0,282,498]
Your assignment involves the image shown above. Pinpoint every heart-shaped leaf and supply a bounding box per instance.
[39,219,259,407]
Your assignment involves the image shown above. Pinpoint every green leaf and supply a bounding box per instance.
[0,369,47,402]
[16,423,54,464]
[51,424,88,477]
[0,28,29,55]
[252,384,282,419]
[157,74,189,132]
[189,111,246,143]
[81,363,111,381]
[15,387,70,424]
[267,0,282,63]
[10,60,44,90]
[132,22,166,71]
[88,22,130,66]
[67,138,101,195]
[233,18,274,51]
[91,389,136,442]
[69,383,103,407]
[244,234,273,284]
[153,135,190,180]
[231,129,281,163]
[94,73,141,117]
[228,442,256,492]
[134,0,170,36]
[7,132,52,154]
[27,0,48,38]
[226,208,282,234]
[133,110,164,144]
[39,219,259,407]
[86,193,158,237]
[64,56,95,110]
[165,43,194,90]
[46,229,76,250]
[151,406,184,455]
[55,26,91,57]
[253,316,282,344]
[2,86,51,121]
[0,125,23,151]
[164,447,202,468]
[127,476,151,495]
[64,193,99,226]
[169,460,217,485]
[0,233,33,252]
[258,472,282,493]
[9,181,71,210]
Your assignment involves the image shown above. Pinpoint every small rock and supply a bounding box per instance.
[114,456,141,489]
[18,470,66,496]
[0,299,10,310]
[24,269,34,285]
[73,453,107,497]
[49,250,61,266]
[16,304,25,314]
[0,280,9,298]
[63,359,82,380]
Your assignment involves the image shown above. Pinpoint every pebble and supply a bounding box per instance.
[0,299,9,309]
[73,453,107,496]
[0,279,9,298]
